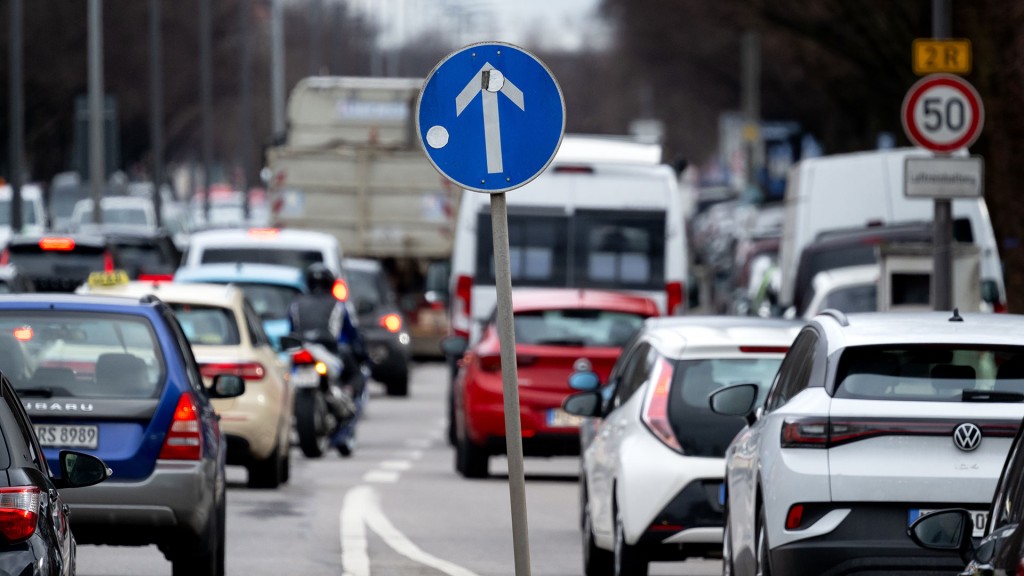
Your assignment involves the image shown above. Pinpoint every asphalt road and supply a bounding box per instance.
[75,362,721,576]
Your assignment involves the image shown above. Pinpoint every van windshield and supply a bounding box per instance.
[0,201,38,226]
[474,210,665,290]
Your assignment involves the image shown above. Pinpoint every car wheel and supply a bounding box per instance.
[385,370,409,397]
[613,505,648,576]
[171,497,224,576]
[755,505,772,576]
[455,435,488,479]
[247,442,283,489]
[280,443,291,484]
[446,386,457,446]
[582,486,613,576]
[295,391,329,458]
[722,510,735,576]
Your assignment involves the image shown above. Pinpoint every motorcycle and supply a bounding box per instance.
[283,333,367,458]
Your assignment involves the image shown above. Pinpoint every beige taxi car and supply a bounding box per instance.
[79,276,293,488]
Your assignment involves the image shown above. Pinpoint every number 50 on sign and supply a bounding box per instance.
[902,74,984,153]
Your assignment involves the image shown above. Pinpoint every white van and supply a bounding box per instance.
[778,147,1004,311]
[0,184,47,246]
[447,135,689,341]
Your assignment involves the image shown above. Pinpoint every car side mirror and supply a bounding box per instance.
[209,374,246,399]
[908,509,975,562]
[568,371,601,392]
[278,334,302,352]
[55,450,111,489]
[709,383,760,426]
[563,391,603,418]
[440,335,468,357]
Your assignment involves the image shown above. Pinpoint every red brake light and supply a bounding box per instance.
[642,358,681,451]
[159,394,202,460]
[0,249,8,265]
[0,487,40,543]
[781,418,830,448]
[785,504,805,530]
[453,275,473,338]
[247,228,279,237]
[332,279,349,301]
[200,362,266,381]
[102,251,115,273]
[137,273,174,283]
[12,326,32,342]
[995,301,1008,314]
[379,313,402,333]
[39,237,75,251]
[478,354,502,373]
[666,281,683,315]
[739,346,789,354]
[1017,558,1024,576]
[292,349,315,365]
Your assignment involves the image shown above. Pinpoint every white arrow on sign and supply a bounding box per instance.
[455,63,525,174]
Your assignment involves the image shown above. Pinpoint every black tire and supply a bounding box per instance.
[247,442,282,489]
[446,386,457,446]
[755,505,772,576]
[613,506,648,576]
[172,497,225,576]
[582,486,613,576]
[455,435,488,479]
[295,391,330,458]
[385,370,409,397]
[280,443,290,484]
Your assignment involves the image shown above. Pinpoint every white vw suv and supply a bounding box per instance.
[712,310,1024,576]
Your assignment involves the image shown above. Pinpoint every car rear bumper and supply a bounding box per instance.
[770,503,969,576]
[363,328,410,382]
[218,405,284,462]
[62,460,217,545]
[468,403,581,455]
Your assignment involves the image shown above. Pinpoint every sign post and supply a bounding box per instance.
[417,42,566,576]
[901,72,984,310]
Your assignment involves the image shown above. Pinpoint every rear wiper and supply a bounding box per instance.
[534,338,588,347]
[962,390,1024,403]
[16,387,54,398]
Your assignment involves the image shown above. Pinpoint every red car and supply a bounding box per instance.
[449,289,660,478]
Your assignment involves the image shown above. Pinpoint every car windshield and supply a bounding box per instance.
[169,304,241,346]
[0,311,164,399]
[0,200,38,226]
[835,345,1024,401]
[345,268,383,309]
[237,284,301,321]
[200,247,323,270]
[512,309,646,347]
[668,357,784,457]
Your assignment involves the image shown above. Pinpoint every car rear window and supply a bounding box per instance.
[169,304,241,346]
[7,243,107,277]
[835,344,1024,401]
[668,357,784,457]
[113,243,176,277]
[0,311,165,399]
[200,247,323,270]
[512,309,646,347]
[237,284,301,321]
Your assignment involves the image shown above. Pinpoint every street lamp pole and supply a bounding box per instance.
[8,0,24,232]
[149,0,164,227]
[88,0,105,225]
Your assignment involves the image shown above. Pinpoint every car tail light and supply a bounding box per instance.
[995,301,1008,314]
[781,418,830,448]
[666,281,683,315]
[0,487,40,543]
[782,417,1018,449]
[102,251,114,272]
[478,354,501,373]
[247,228,280,237]
[12,326,32,342]
[138,273,174,283]
[39,237,75,251]
[452,275,473,338]
[641,358,682,452]
[292,349,315,366]
[1017,558,1024,576]
[379,313,402,333]
[200,362,266,381]
[0,249,8,265]
[159,393,203,460]
[785,504,804,530]
[332,279,349,301]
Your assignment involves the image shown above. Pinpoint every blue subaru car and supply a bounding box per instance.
[174,263,305,350]
[0,293,244,576]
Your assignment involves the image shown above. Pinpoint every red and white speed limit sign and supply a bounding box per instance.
[902,74,984,153]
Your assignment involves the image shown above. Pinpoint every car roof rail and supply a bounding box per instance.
[818,308,850,327]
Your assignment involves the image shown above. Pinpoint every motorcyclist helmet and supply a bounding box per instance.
[305,262,335,294]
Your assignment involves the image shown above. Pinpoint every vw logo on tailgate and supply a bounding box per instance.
[953,423,982,452]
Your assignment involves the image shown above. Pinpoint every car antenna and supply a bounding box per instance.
[949,308,964,322]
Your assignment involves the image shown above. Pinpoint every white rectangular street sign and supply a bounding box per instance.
[904,156,984,198]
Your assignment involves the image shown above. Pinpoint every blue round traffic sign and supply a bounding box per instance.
[416,42,566,194]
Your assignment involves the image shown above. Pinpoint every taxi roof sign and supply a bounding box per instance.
[913,39,972,75]
[87,270,130,288]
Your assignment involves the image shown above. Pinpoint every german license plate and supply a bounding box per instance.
[909,509,988,538]
[547,409,584,428]
[34,424,98,449]
[290,369,321,388]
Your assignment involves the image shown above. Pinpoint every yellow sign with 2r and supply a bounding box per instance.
[913,39,972,75]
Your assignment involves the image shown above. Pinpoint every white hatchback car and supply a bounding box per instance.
[712,310,1024,576]
[563,317,802,576]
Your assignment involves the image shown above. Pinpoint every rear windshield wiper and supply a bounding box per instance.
[16,387,54,398]
[532,338,588,347]
[962,389,1024,403]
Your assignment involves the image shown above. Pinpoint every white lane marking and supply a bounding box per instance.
[341,485,481,576]
[363,471,400,483]
[341,487,371,576]
[396,449,423,460]
[379,460,412,472]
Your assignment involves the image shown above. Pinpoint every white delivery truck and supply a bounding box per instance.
[778,147,1005,312]
[266,76,459,357]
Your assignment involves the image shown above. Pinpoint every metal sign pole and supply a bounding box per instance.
[490,191,532,576]
[932,0,953,311]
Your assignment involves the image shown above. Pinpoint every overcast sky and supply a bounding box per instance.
[351,0,608,52]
